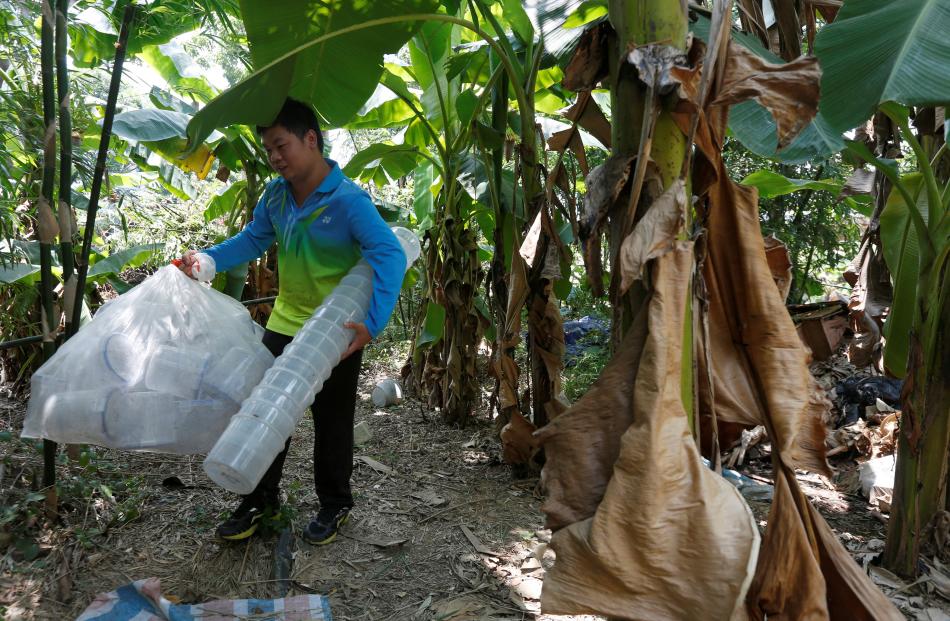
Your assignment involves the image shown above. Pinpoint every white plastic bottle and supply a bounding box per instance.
[203,227,421,493]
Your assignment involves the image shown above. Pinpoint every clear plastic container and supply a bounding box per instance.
[200,346,274,403]
[97,392,233,452]
[239,397,297,437]
[102,332,145,385]
[204,227,422,493]
[144,345,210,399]
[259,366,317,411]
[203,414,286,494]
[41,389,113,444]
[371,378,403,407]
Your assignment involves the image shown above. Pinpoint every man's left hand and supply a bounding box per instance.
[342,322,371,359]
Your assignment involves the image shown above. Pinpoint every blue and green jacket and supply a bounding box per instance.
[205,160,405,338]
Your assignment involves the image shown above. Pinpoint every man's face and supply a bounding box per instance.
[261,125,319,183]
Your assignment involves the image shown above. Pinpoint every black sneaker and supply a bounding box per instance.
[216,497,278,541]
[303,507,350,545]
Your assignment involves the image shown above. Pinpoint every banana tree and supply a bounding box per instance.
[814,0,950,578]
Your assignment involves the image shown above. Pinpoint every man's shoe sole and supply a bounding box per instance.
[304,514,349,545]
[217,513,264,541]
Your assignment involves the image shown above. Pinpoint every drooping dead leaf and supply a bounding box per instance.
[493,225,529,416]
[692,118,830,475]
[539,245,760,620]
[535,302,648,529]
[840,168,876,199]
[771,0,803,61]
[579,155,635,297]
[763,235,793,302]
[844,222,891,369]
[562,21,610,92]
[528,283,567,427]
[547,128,589,177]
[736,0,770,50]
[711,42,820,149]
[618,178,687,293]
[561,92,612,149]
[626,43,689,95]
[748,463,903,620]
[690,71,901,619]
[501,410,539,465]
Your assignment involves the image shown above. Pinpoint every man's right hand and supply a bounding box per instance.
[177,249,199,279]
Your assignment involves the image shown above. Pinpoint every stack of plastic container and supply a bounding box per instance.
[203,227,421,493]
[22,265,274,454]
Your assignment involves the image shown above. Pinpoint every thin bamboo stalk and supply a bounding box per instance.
[55,0,74,330]
[39,0,58,489]
[69,4,136,333]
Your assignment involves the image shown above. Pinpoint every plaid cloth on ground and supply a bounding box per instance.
[75,577,332,621]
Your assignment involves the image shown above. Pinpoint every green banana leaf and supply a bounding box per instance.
[0,262,40,284]
[562,0,606,29]
[113,108,221,180]
[880,174,928,378]
[342,144,426,187]
[527,0,588,64]
[113,109,191,142]
[409,21,461,132]
[345,85,417,130]
[139,42,219,104]
[88,243,164,279]
[501,0,534,45]
[69,0,204,68]
[187,0,438,147]
[457,154,523,219]
[815,0,950,135]
[418,301,446,346]
[204,180,248,223]
[149,86,198,114]
[413,162,437,231]
[740,170,842,199]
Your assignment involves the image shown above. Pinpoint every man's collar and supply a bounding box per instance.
[315,158,343,193]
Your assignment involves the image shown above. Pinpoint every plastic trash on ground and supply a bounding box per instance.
[203,227,420,494]
[21,266,273,454]
[371,378,403,407]
[859,454,896,511]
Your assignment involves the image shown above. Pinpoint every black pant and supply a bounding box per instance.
[247,329,363,513]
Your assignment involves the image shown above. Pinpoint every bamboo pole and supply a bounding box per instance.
[69,4,136,333]
[55,0,74,331]
[39,0,58,489]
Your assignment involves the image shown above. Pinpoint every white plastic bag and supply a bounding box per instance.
[21,266,273,454]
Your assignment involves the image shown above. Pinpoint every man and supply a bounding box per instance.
[180,98,405,544]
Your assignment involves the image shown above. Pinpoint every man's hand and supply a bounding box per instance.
[342,321,371,359]
[177,249,199,279]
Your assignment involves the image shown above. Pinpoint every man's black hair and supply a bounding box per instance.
[257,98,324,153]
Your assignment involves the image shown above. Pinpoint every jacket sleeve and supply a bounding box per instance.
[203,183,278,272]
[347,193,406,338]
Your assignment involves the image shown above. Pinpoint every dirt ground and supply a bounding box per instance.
[1,347,948,620]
